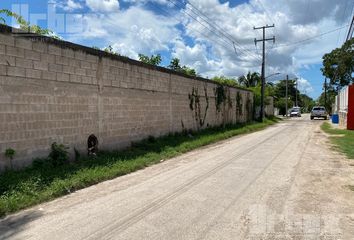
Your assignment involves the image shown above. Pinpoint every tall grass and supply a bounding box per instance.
[0,118,279,217]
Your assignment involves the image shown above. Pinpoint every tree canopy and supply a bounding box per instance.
[167,57,197,77]
[237,73,315,115]
[211,76,238,87]
[238,72,261,88]
[321,38,354,90]
[0,9,60,39]
[138,54,162,66]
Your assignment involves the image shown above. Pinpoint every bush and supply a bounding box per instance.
[5,148,15,159]
[48,142,69,166]
[147,135,156,143]
[4,148,16,169]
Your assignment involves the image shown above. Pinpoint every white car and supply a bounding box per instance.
[310,106,328,120]
[290,107,301,117]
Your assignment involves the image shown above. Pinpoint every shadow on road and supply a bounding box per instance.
[0,211,42,240]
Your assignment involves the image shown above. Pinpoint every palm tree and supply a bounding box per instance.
[238,72,261,87]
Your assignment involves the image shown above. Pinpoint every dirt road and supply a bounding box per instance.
[1,115,354,240]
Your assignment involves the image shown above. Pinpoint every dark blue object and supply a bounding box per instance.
[332,114,339,124]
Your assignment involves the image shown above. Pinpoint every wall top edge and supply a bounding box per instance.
[0,24,252,93]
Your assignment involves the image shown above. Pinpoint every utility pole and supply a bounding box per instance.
[286,75,289,117]
[295,78,298,107]
[324,77,327,110]
[346,15,354,42]
[254,24,275,121]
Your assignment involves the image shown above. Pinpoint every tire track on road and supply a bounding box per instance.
[195,129,302,240]
[86,123,296,240]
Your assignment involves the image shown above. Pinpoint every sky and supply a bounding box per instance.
[0,0,353,99]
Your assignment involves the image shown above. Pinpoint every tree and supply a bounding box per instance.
[0,9,61,39]
[275,98,294,116]
[321,38,354,90]
[181,66,197,77]
[269,79,315,114]
[212,76,238,87]
[138,53,162,66]
[238,72,261,88]
[273,79,299,103]
[317,87,336,114]
[167,57,197,77]
[300,94,316,113]
[168,57,181,70]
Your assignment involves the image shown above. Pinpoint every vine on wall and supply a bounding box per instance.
[188,86,209,128]
[214,85,226,113]
[214,85,234,127]
[236,92,243,124]
[246,93,253,122]
[227,90,232,109]
[236,91,243,117]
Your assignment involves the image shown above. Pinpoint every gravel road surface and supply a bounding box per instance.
[1,115,354,240]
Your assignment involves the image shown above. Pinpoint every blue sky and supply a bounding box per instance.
[0,0,353,99]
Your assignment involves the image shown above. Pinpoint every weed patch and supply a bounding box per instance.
[321,123,354,159]
[0,118,279,217]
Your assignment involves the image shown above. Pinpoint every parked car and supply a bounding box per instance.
[310,106,328,120]
[290,107,301,117]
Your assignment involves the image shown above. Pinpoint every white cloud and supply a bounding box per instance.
[297,77,314,94]
[56,0,83,11]
[86,0,119,12]
[122,0,169,5]
[66,0,83,10]
[66,6,179,58]
[179,0,351,78]
[61,0,350,92]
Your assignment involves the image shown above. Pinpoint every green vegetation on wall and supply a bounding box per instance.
[138,54,162,66]
[214,85,226,113]
[188,86,209,128]
[0,9,61,39]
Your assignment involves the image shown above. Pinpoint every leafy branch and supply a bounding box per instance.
[0,9,61,39]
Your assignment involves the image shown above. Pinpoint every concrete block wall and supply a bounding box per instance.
[0,26,253,170]
[338,111,347,129]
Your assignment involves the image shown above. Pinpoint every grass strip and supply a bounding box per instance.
[0,117,279,217]
[321,122,354,159]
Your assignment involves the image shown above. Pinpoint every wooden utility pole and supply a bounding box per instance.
[295,78,298,107]
[254,24,275,121]
[346,15,354,42]
[285,75,289,117]
[324,77,327,110]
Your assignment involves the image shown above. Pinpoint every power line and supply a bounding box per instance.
[336,0,350,45]
[346,15,354,41]
[256,0,275,27]
[166,0,244,54]
[172,0,261,60]
[270,25,349,49]
[185,1,236,44]
[149,2,234,54]
[240,24,350,52]
[184,0,260,59]
[150,0,265,73]
[345,2,354,42]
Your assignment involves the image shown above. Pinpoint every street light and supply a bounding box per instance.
[265,72,281,80]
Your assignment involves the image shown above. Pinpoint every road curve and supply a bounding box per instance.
[1,115,354,240]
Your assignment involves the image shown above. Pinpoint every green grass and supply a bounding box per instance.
[321,122,354,159]
[0,118,279,217]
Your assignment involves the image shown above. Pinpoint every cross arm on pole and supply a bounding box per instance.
[253,24,274,30]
